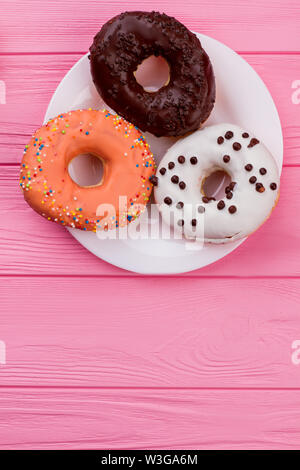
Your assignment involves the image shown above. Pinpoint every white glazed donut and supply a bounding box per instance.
[153,123,280,244]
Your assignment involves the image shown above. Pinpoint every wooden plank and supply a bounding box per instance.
[0,276,300,387]
[0,53,299,164]
[0,165,297,277]
[0,387,300,449]
[1,0,300,53]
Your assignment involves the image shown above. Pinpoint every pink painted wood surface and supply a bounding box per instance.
[0,53,299,164]
[1,0,300,53]
[1,0,300,451]
[0,165,298,277]
[0,276,300,388]
[0,388,300,450]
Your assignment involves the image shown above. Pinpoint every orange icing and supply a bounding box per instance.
[20,109,156,231]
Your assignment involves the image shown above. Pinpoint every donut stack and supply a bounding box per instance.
[20,11,280,244]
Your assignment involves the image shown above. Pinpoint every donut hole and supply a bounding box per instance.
[134,55,170,92]
[202,170,231,199]
[68,153,104,187]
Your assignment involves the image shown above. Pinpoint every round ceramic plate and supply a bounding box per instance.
[44,33,283,274]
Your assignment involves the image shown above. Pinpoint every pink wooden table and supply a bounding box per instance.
[1,0,300,450]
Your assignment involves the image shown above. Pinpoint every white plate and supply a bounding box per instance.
[44,33,283,274]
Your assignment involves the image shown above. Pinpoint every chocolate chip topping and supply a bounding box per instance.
[171,175,179,184]
[229,182,236,190]
[229,205,237,214]
[179,181,186,190]
[190,156,198,165]
[217,136,224,144]
[178,155,185,164]
[245,164,253,171]
[159,167,166,175]
[168,162,175,170]
[89,11,216,137]
[149,175,158,186]
[164,197,172,205]
[270,182,277,190]
[176,201,184,209]
[233,142,242,151]
[259,168,267,175]
[256,183,265,193]
[226,191,233,199]
[177,219,184,227]
[198,205,205,213]
[225,186,231,194]
[248,138,260,148]
[217,200,225,210]
[249,176,257,184]
[225,131,234,140]
[202,196,216,203]
[242,132,249,138]
[191,219,197,227]
[223,155,230,163]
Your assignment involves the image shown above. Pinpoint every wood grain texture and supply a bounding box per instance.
[0,276,299,387]
[0,165,297,276]
[1,0,300,53]
[0,53,299,164]
[0,388,300,449]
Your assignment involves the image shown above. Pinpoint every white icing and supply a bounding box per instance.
[154,124,280,244]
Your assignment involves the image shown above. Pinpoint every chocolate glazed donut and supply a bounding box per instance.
[89,11,216,137]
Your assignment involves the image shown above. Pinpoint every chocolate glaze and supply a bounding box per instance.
[89,11,216,137]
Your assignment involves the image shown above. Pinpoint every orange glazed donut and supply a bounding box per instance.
[20,109,156,231]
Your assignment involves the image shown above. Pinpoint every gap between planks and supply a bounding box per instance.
[1,385,300,391]
[2,274,300,279]
[1,51,300,56]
